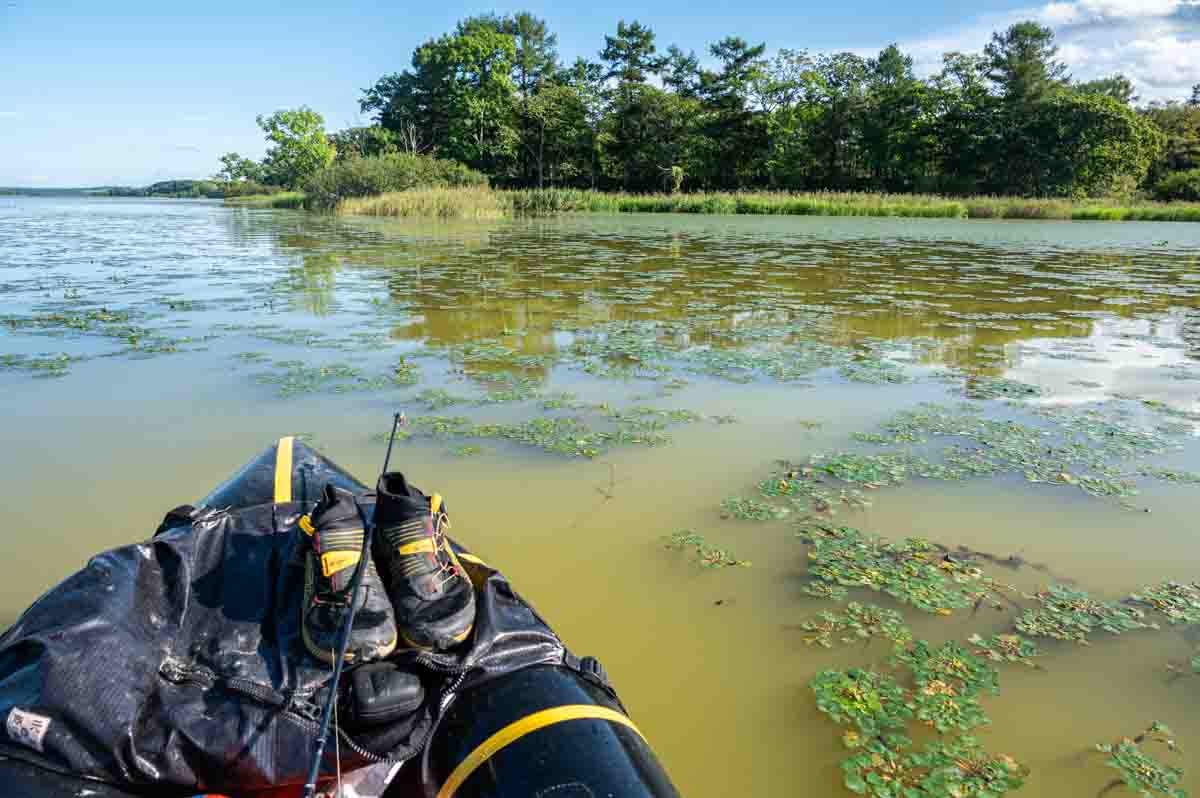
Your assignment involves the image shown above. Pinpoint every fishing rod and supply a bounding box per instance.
[302,412,403,798]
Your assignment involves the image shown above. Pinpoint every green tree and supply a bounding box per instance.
[661,45,701,98]
[256,107,336,188]
[930,52,1000,193]
[214,152,264,184]
[328,127,398,161]
[808,53,870,188]
[602,84,702,191]
[697,37,769,188]
[601,20,664,85]
[361,17,519,176]
[601,20,667,188]
[985,22,1069,105]
[504,12,559,184]
[1018,93,1163,197]
[862,44,935,191]
[1075,74,1137,105]
[1189,84,1200,107]
[524,83,588,187]
[755,48,821,188]
[559,58,608,188]
[1141,102,1200,187]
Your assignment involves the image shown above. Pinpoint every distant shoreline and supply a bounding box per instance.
[1,180,221,199]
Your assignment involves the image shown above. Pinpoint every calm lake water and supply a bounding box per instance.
[3,196,1200,797]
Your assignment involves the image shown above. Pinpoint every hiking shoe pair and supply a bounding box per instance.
[300,473,476,664]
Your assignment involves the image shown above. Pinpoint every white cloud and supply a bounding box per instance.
[893,0,1200,101]
[1040,0,1184,25]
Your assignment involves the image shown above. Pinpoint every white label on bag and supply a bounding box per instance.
[6,708,50,752]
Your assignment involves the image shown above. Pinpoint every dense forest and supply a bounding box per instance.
[217,15,1200,202]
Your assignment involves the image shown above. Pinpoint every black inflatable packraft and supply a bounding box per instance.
[0,439,678,797]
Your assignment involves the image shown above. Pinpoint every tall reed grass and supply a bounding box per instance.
[507,189,1200,221]
[223,191,306,209]
[232,186,1200,223]
[504,189,970,218]
[337,186,505,219]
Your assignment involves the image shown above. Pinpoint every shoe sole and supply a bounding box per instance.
[303,616,398,665]
[399,624,472,652]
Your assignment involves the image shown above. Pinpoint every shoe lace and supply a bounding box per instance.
[430,510,463,586]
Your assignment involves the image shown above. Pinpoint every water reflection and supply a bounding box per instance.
[250,214,1200,382]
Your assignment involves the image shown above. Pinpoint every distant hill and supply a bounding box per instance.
[0,186,130,196]
[1,180,223,198]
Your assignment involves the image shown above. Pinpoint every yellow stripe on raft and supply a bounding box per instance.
[397,539,436,556]
[274,436,294,503]
[436,705,645,798]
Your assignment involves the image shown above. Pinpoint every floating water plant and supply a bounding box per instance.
[255,360,364,397]
[721,497,789,521]
[907,736,1028,798]
[802,582,850,601]
[392,356,420,385]
[1094,723,1186,798]
[965,375,1044,401]
[894,640,999,698]
[0,352,74,378]
[809,402,1195,509]
[814,643,1025,797]
[965,634,1043,668]
[811,668,912,735]
[664,531,750,569]
[799,523,1014,615]
[796,603,911,649]
[763,463,871,516]
[908,684,991,734]
[840,733,921,797]
[1016,585,1154,644]
[1129,581,1200,625]
[415,388,469,409]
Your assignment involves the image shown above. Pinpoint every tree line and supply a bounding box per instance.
[218,15,1200,201]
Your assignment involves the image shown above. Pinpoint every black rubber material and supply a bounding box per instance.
[421,665,680,798]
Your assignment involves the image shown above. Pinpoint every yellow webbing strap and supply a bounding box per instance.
[436,704,644,798]
[456,552,489,568]
[274,436,294,504]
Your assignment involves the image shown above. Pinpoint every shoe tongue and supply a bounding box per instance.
[312,485,361,528]
[375,474,428,529]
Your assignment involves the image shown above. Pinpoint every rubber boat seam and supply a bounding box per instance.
[435,704,645,798]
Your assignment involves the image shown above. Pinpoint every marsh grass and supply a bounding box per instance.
[338,187,506,219]
[232,186,1200,222]
[514,189,1200,222]
[505,188,970,218]
[224,192,306,209]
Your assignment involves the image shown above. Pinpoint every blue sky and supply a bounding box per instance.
[1,0,1197,187]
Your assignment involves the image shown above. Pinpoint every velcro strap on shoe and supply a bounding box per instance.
[321,550,361,577]
[397,539,436,556]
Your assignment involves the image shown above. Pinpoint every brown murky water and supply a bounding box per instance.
[3,197,1200,796]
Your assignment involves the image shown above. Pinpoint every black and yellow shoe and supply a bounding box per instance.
[301,485,398,665]
[373,473,476,651]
